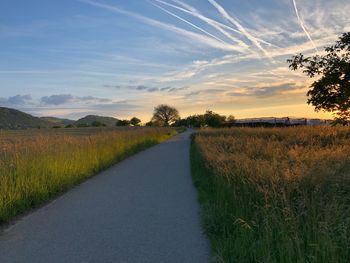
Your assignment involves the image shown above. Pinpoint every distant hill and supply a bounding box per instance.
[75,115,120,127]
[0,107,120,129]
[0,107,52,129]
[40,117,75,126]
[0,107,121,129]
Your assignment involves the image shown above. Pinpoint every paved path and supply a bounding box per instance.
[0,130,210,263]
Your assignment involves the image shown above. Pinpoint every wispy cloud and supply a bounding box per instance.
[151,0,249,50]
[103,84,189,93]
[40,94,112,105]
[150,2,230,47]
[0,21,51,38]
[292,0,318,52]
[250,83,304,98]
[2,0,349,120]
[187,88,226,96]
[80,0,242,51]
[0,70,125,77]
[207,0,273,60]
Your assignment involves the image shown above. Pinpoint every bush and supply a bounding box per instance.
[91,121,106,127]
[77,123,90,128]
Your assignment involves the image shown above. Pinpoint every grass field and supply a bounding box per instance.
[191,126,350,263]
[0,127,175,224]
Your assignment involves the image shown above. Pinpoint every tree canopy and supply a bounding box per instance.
[288,32,350,125]
[204,110,226,128]
[151,104,180,127]
[130,117,141,126]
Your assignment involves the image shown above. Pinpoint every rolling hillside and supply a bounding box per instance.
[0,107,52,129]
[0,107,120,129]
[75,115,120,127]
[0,107,76,129]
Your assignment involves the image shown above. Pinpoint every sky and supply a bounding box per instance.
[1,0,349,121]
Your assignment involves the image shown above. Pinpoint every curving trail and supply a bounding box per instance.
[0,130,210,263]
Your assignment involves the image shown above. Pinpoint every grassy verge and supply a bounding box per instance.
[0,127,176,224]
[191,127,350,263]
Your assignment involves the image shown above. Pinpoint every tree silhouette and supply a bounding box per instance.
[152,104,180,127]
[288,32,350,125]
[116,120,130,126]
[173,111,235,128]
[183,114,206,128]
[226,115,236,127]
[130,117,141,126]
[204,110,226,128]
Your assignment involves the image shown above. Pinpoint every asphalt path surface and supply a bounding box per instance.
[0,130,210,263]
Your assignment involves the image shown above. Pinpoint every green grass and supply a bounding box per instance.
[191,127,350,263]
[0,127,176,224]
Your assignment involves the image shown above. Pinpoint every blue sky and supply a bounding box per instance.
[1,0,349,120]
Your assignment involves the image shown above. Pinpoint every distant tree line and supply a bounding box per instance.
[173,110,236,128]
[115,117,141,127]
[52,117,142,129]
[144,105,236,128]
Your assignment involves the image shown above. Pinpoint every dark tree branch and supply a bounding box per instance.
[288,32,350,125]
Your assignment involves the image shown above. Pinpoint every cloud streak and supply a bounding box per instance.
[292,0,318,52]
[151,0,249,50]
[40,94,112,105]
[150,2,230,47]
[207,0,273,60]
[80,0,242,51]
[227,83,304,98]
[103,84,189,93]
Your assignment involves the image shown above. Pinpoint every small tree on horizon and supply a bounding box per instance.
[152,104,180,127]
[204,110,226,128]
[173,111,235,128]
[226,115,236,127]
[130,117,141,126]
[288,32,350,125]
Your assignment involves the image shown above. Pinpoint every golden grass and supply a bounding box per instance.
[0,127,175,223]
[192,126,350,263]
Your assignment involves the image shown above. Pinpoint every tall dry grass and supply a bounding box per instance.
[0,127,175,223]
[192,126,350,263]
